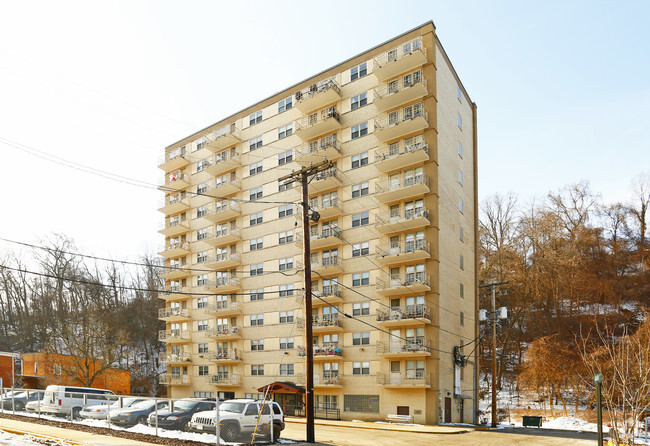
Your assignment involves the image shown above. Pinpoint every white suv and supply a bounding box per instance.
[40,385,116,419]
[188,399,285,442]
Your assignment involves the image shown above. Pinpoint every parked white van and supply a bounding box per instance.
[40,385,116,418]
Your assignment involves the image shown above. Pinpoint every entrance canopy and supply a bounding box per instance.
[257,381,305,394]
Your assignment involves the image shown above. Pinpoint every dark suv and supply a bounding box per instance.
[147,399,216,431]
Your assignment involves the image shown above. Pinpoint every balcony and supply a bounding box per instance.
[376,340,431,358]
[161,352,191,365]
[204,124,241,152]
[200,201,240,223]
[158,148,190,172]
[297,227,342,250]
[199,276,241,293]
[375,240,431,266]
[198,228,241,248]
[158,219,190,237]
[295,137,341,167]
[158,240,190,258]
[159,285,189,301]
[374,110,428,143]
[158,308,191,322]
[374,142,429,172]
[313,344,343,362]
[307,199,342,220]
[376,175,430,203]
[373,39,427,82]
[158,193,190,215]
[308,168,341,194]
[312,286,343,306]
[206,150,240,176]
[375,207,430,234]
[297,316,343,334]
[295,107,341,141]
[206,325,241,341]
[203,301,242,317]
[158,171,190,192]
[159,265,190,281]
[208,373,241,387]
[295,78,341,113]
[376,305,431,326]
[376,372,431,388]
[376,274,431,295]
[211,177,241,197]
[205,351,242,364]
[200,252,241,270]
[311,256,343,277]
[297,373,343,388]
[159,373,191,386]
[159,329,191,343]
[374,78,428,112]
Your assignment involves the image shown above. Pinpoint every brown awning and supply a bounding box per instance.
[257,381,305,394]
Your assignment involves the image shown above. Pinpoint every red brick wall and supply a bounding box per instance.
[0,355,15,387]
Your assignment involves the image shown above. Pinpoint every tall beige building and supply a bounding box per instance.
[157,21,477,424]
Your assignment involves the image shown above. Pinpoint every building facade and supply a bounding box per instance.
[157,21,477,424]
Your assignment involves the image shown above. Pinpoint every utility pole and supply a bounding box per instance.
[478,281,508,427]
[278,159,333,444]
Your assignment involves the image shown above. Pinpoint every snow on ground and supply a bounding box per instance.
[0,430,68,445]
[542,417,597,432]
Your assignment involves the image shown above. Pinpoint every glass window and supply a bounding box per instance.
[251,289,264,301]
[352,212,369,227]
[250,187,263,201]
[250,213,263,226]
[249,161,262,176]
[249,136,263,151]
[351,152,368,168]
[278,96,293,113]
[353,362,370,375]
[351,92,367,110]
[278,150,293,165]
[278,123,293,139]
[352,272,369,287]
[351,182,369,198]
[351,122,368,139]
[350,62,367,81]
[249,110,262,126]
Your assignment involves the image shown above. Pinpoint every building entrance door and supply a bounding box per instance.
[444,397,452,423]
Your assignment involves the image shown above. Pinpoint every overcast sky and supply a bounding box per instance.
[0,0,648,261]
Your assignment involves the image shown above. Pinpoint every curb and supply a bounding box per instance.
[285,417,472,435]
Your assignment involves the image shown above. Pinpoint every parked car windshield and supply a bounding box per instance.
[220,402,246,413]
[172,400,197,411]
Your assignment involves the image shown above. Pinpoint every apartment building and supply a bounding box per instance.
[157,21,477,424]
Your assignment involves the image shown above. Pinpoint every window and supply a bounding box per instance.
[279,284,294,296]
[279,180,293,192]
[278,150,293,165]
[352,212,369,227]
[459,226,464,242]
[458,142,463,158]
[351,152,368,168]
[250,237,263,250]
[250,187,263,201]
[279,205,293,218]
[250,213,263,226]
[458,169,463,185]
[352,182,369,198]
[197,228,207,241]
[198,343,209,354]
[249,110,262,126]
[353,302,370,316]
[196,160,208,172]
[353,362,370,375]
[250,289,264,301]
[457,85,462,102]
[459,198,464,214]
[251,314,264,326]
[197,182,208,195]
[197,297,208,309]
[251,365,264,376]
[352,272,369,287]
[250,263,263,276]
[249,136,263,151]
[280,337,295,349]
[197,274,208,286]
[279,257,294,271]
[197,251,208,263]
[249,161,262,176]
[460,311,465,326]
[352,242,369,257]
[53,363,61,376]
[198,365,209,376]
[197,205,208,218]
[460,255,464,271]
[197,320,209,331]
[278,96,293,113]
[350,62,367,81]
[278,123,293,139]
[280,364,294,376]
[344,395,379,413]
[460,283,465,299]
[458,113,462,129]
[353,332,370,345]
[279,310,294,323]
[251,340,264,351]
[351,122,368,139]
[351,92,367,110]
[279,230,293,244]
[316,395,339,410]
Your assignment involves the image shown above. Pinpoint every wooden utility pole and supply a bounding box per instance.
[278,159,332,443]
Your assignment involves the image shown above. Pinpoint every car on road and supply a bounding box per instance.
[188,399,285,441]
[147,399,216,431]
[0,391,43,412]
[79,397,145,420]
[109,399,169,427]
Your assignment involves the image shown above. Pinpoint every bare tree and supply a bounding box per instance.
[628,172,650,266]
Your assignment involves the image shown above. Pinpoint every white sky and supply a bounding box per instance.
[0,0,649,261]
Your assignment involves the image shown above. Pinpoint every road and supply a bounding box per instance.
[283,423,602,446]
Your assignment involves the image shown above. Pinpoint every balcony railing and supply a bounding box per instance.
[297,373,342,386]
[161,352,191,363]
[295,106,341,140]
[295,78,341,113]
[310,168,339,184]
[209,373,240,386]
[374,77,426,103]
[295,135,341,165]
[159,373,191,385]
[374,142,429,164]
[158,308,191,319]
[376,372,430,387]
[372,39,427,82]
[159,329,190,341]
[376,240,430,258]
[376,305,431,322]
[376,273,430,292]
[204,301,241,315]
[206,350,241,361]
[376,340,431,355]
[158,171,190,189]
[375,207,430,231]
[312,256,340,269]
[207,325,241,337]
[204,124,241,152]
[376,175,429,194]
[316,285,342,298]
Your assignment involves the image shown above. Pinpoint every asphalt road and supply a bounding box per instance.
[283,424,603,446]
